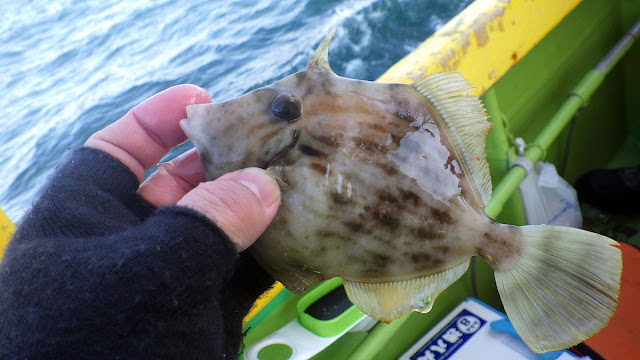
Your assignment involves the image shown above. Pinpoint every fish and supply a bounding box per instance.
[180,28,622,353]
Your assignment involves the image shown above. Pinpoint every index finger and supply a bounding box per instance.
[85,84,211,182]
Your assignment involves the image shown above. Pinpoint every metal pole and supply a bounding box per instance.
[484,19,640,219]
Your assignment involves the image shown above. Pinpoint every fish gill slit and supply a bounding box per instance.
[264,129,300,167]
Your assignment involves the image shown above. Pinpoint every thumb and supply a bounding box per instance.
[177,168,281,251]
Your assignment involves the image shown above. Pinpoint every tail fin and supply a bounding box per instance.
[494,225,621,353]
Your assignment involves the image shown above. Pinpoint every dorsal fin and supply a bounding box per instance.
[412,73,493,206]
[308,26,337,72]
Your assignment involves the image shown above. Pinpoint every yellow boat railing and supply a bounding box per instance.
[0,208,15,260]
[377,0,581,96]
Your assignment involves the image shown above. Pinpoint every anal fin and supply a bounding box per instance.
[343,260,469,323]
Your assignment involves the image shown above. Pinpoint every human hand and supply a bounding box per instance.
[85,85,280,251]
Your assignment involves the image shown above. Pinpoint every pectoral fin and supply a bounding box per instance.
[343,260,470,323]
[266,165,290,190]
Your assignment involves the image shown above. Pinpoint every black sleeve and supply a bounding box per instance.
[0,147,274,359]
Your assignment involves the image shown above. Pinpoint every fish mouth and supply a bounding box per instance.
[264,129,300,168]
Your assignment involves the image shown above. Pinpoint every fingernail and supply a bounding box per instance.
[189,85,210,104]
[170,149,206,183]
[236,170,281,207]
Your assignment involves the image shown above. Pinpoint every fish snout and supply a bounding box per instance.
[182,101,300,180]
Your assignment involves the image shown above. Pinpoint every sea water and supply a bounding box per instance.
[0,0,472,221]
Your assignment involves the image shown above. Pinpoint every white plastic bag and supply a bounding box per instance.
[516,158,582,228]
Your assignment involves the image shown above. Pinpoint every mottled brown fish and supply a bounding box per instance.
[181,29,622,353]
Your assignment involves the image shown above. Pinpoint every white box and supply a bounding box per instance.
[399,298,583,360]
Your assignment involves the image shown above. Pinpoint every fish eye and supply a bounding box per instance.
[271,92,302,122]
